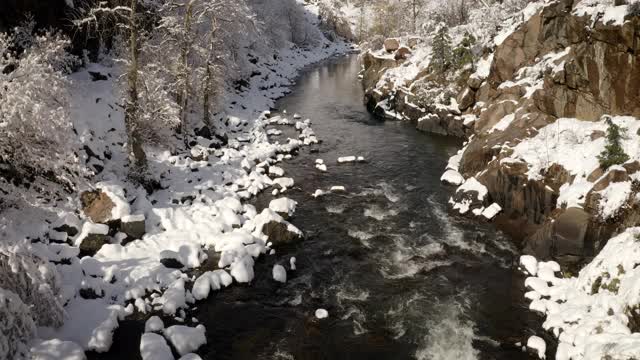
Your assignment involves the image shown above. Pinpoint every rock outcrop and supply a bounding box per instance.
[451,1,640,260]
[81,190,116,224]
[361,39,472,137]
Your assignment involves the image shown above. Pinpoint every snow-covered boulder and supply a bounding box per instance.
[80,184,130,224]
[272,264,287,283]
[315,308,329,319]
[254,209,303,247]
[163,325,206,356]
[77,223,110,257]
[191,270,233,301]
[269,197,297,219]
[450,177,488,215]
[140,333,174,360]
[145,316,165,333]
[440,169,464,186]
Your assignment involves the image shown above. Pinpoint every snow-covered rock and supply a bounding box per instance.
[269,197,297,219]
[163,325,206,356]
[140,333,174,360]
[272,264,287,283]
[315,309,329,319]
[144,316,164,333]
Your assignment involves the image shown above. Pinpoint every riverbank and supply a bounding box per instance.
[90,54,545,360]
[2,29,356,359]
[358,1,640,359]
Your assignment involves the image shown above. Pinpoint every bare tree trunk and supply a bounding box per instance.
[203,13,219,129]
[412,0,417,34]
[125,0,146,175]
[179,0,195,146]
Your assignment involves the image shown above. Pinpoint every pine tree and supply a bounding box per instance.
[452,31,476,70]
[598,117,630,169]
[431,24,452,76]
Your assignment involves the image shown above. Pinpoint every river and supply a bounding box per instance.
[93,54,543,360]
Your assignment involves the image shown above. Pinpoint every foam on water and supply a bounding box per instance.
[347,229,374,241]
[358,181,401,203]
[364,205,399,221]
[427,197,488,255]
[414,300,479,360]
[341,307,368,335]
[336,286,370,303]
[326,204,346,214]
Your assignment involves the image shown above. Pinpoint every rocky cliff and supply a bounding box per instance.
[360,40,472,138]
[362,0,640,264]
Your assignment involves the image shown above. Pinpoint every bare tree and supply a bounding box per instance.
[74,1,148,179]
[407,0,424,34]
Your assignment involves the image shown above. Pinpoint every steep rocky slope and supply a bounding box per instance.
[362,0,640,265]
[455,0,640,262]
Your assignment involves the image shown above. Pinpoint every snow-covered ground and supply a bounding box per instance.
[520,228,640,360]
[0,2,353,358]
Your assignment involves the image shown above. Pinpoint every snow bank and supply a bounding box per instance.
[522,228,640,360]
[191,270,233,301]
[504,116,640,218]
[30,339,86,360]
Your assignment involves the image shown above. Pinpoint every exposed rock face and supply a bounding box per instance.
[318,4,357,42]
[361,48,470,138]
[525,207,590,259]
[81,190,116,224]
[453,2,640,259]
[460,2,640,160]
[407,36,421,48]
[394,47,412,61]
[79,233,110,258]
[383,38,400,52]
[261,221,302,246]
[120,214,146,242]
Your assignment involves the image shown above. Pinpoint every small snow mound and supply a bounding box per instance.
[338,156,357,163]
[441,170,464,186]
[315,308,329,319]
[481,203,502,220]
[520,255,538,276]
[30,339,86,360]
[140,333,173,360]
[269,197,297,217]
[163,324,206,356]
[144,316,164,333]
[272,264,287,283]
[527,336,546,359]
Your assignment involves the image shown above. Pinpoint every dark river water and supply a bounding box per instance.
[93,55,545,360]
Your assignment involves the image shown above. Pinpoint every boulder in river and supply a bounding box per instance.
[255,209,303,246]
